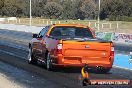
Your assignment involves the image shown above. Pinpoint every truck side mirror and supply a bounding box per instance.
[32,34,38,38]
[45,34,49,37]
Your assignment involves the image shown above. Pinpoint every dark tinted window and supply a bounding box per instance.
[39,26,50,37]
[50,26,93,38]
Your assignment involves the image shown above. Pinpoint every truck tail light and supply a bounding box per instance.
[57,44,62,54]
[110,46,114,57]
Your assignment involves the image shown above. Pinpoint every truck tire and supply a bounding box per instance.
[28,48,37,64]
[46,52,53,71]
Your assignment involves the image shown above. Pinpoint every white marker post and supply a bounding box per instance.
[97,0,100,31]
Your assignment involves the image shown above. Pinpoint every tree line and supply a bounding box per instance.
[0,0,132,21]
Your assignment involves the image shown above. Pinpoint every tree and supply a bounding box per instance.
[61,0,77,19]
[0,0,131,21]
[32,2,42,17]
[79,0,97,19]
[2,5,18,16]
[100,0,132,20]
[0,0,4,15]
[44,2,63,19]
[0,0,4,9]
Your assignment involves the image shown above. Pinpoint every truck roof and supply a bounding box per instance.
[52,24,88,28]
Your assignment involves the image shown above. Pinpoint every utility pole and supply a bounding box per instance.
[30,0,32,26]
[97,0,100,31]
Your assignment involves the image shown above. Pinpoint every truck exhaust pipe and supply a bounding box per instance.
[96,66,103,70]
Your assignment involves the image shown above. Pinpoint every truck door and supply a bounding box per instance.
[37,26,50,60]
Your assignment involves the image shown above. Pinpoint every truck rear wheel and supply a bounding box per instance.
[46,53,53,71]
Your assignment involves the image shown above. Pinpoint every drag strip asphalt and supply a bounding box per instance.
[0,61,60,88]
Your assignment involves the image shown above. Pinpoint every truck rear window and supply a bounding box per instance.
[50,26,93,39]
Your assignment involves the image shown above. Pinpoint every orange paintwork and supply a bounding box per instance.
[30,24,114,69]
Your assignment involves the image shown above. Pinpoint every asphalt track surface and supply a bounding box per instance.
[0,61,60,88]
[0,29,132,88]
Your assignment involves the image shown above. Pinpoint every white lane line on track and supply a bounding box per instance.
[0,41,28,52]
[0,49,26,60]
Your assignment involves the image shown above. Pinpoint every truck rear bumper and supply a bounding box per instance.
[52,63,112,69]
[51,55,113,69]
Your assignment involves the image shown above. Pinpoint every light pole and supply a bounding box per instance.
[30,0,32,26]
[97,0,100,31]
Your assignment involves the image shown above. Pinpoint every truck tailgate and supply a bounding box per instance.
[62,41,112,64]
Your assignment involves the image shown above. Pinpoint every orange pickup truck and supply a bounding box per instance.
[28,24,114,73]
